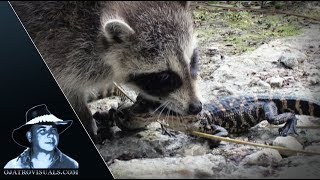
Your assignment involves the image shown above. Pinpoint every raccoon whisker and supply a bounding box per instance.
[175,111,184,129]
[168,103,173,127]
[157,101,168,126]
[174,111,181,129]
[151,101,167,115]
[164,104,170,126]
[156,101,169,122]
[163,99,183,116]
[165,103,173,126]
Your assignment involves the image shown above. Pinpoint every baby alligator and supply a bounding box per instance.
[94,94,320,137]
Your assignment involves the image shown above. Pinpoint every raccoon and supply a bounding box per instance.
[10,1,202,142]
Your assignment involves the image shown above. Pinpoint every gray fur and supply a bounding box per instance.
[10,1,200,142]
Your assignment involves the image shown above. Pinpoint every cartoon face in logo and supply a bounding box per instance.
[27,125,59,152]
[4,104,79,169]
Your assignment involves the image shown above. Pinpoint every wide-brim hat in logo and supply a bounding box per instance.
[12,104,73,148]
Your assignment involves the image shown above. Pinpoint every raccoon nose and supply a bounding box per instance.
[188,100,202,115]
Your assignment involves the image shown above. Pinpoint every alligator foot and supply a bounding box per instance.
[211,124,228,137]
[160,124,176,137]
[278,118,298,136]
[204,124,228,148]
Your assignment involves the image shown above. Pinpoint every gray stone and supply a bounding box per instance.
[269,77,284,88]
[257,80,272,89]
[241,148,282,167]
[273,136,303,156]
[109,154,227,179]
[308,76,319,85]
[249,79,271,89]
[207,47,219,56]
[278,52,299,69]
[184,144,209,156]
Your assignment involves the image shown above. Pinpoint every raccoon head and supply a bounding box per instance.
[100,1,202,115]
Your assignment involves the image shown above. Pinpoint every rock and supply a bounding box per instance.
[249,79,271,89]
[308,76,319,85]
[146,122,162,131]
[278,52,299,69]
[257,80,271,89]
[260,132,271,141]
[268,77,284,88]
[241,148,282,167]
[273,136,303,156]
[184,144,209,156]
[234,80,249,86]
[256,120,269,128]
[278,50,307,69]
[109,154,228,179]
[207,47,219,56]
[304,68,320,76]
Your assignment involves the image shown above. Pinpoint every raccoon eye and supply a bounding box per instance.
[129,70,182,97]
[190,49,199,79]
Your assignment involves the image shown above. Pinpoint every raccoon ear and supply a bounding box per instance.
[178,1,190,9]
[103,19,135,43]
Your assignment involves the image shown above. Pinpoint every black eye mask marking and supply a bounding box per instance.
[129,70,183,97]
[190,49,199,79]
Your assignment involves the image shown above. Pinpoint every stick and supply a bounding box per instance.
[191,131,320,156]
[112,81,135,102]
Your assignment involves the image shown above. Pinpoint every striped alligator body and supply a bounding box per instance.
[200,95,320,135]
[94,94,320,138]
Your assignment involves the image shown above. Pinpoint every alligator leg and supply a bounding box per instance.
[277,117,298,136]
[263,102,298,136]
[198,117,229,137]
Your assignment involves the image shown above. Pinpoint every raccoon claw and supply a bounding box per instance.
[278,118,298,136]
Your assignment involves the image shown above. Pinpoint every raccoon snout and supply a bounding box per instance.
[188,100,202,115]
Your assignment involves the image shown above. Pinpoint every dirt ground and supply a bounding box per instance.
[89,1,320,179]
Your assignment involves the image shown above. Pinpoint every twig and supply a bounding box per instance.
[112,81,135,102]
[191,131,320,156]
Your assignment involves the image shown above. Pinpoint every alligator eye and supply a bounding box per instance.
[129,70,182,97]
[190,49,199,79]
